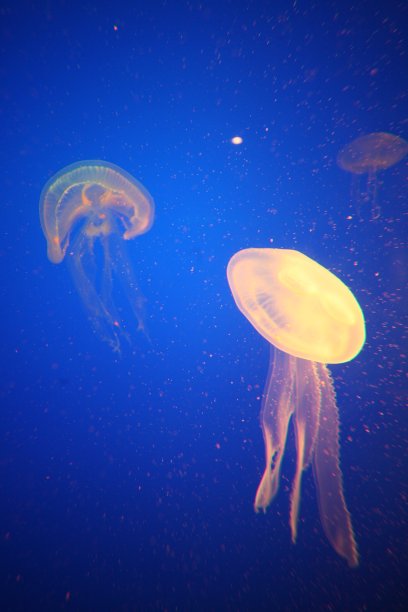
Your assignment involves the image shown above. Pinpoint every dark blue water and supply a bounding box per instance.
[1,1,407,610]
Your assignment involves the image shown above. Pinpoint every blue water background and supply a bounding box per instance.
[1,1,407,610]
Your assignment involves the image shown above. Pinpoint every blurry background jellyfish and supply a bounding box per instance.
[40,161,154,352]
[337,132,408,220]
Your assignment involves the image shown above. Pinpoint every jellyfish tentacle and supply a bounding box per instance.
[254,348,295,512]
[109,229,148,338]
[367,167,380,220]
[290,360,321,542]
[313,363,359,567]
[68,228,121,352]
[350,174,363,219]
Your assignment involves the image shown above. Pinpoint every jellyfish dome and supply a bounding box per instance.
[337,132,408,175]
[40,160,154,264]
[227,248,365,364]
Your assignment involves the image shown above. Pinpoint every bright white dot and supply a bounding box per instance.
[231,136,243,145]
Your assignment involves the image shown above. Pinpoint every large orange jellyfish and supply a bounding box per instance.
[40,161,154,351]
[337,132,408,220]
[227,248,366,567]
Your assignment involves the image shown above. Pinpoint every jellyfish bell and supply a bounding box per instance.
[40,160,154,264]
[337,132,408,220]
[227,247,366,567]
[337,132,408,175]
[227,248,365,364]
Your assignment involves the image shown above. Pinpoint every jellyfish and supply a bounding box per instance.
[227,248,366,567]
[40,160,154,352]
[337,132,408,220]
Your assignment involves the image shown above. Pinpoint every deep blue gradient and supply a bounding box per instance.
[1,1,407,610]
